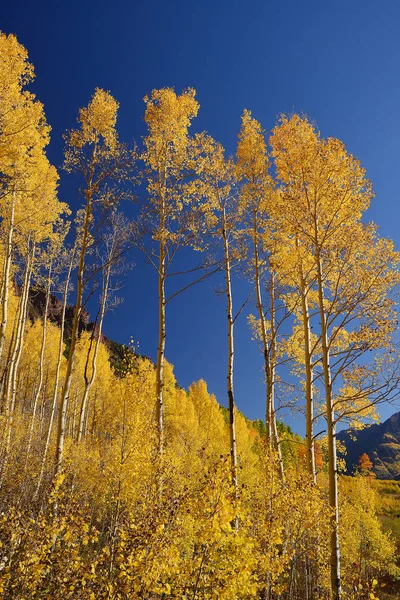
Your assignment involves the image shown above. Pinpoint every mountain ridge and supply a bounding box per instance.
[337,412,400,479]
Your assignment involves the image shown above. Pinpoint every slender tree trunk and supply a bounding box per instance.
[0,309,18,405]
[252,214,272,444]
[34,253,73,498]
[155,182,166,461]
[0,191,15,361]
[316,250,341,600]
[297,247,316,483]
[156,248,166,459]
[71,390,79,439]
[109,396,127,575]
[301,285,316,483]
[251,213,285,478]
[90,391,98,436]
[56,191,92,476]
[39,373,49,434]
[77,263,110,442]
[269,273,285,481]
[23,261,52,477]
[3,242,34,409]
[0,240,35,485]
[222,208,239,506]
[9,243,36,411]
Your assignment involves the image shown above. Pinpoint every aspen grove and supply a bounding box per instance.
[0,31,399,600]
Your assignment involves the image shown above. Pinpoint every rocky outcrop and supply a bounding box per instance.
[26,287,138,375]
[28,287,101,342]
[337,412,400,479]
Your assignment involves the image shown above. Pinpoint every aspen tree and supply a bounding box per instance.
[236,111,272,437]
[33,245,76,499]
[277,233,319,482]
[296,239,317,482]
[270,117,346,598]
[4,159,62,402]
[236,110,286,479]
[270,114,399,599]
[193,134,242,503]
[0,157,63,486]
[0,32,51,362]
[57,88,129,475]
[77,212,131,441]
[137,88,204,459]
[22,224,68,486]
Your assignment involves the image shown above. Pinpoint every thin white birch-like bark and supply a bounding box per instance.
[222,206,239,506]
[316,249,341,599]
[0,240,35,485]
[34,253,74,498]
[0,191,16,362]
[23,261,52,478]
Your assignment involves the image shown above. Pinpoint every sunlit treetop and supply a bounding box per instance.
[66,87,119,154]
[236,109,270,182]
[143,87,199,171]
[0,32,50,180]
[0,31,34,102]
[270,114,374,243]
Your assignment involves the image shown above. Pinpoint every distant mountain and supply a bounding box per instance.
[337,412,400,479]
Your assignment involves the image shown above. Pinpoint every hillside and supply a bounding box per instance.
[338,412,400,479]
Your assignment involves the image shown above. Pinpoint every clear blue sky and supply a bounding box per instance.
[2,1,400,433]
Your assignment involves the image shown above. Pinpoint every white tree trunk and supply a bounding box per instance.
[316,252,341,599]
[269,273,285,482]
[34,254,73,498]
[0,191,15,362]
[298,262,316,483]
[24,262,52,478]
[222,208,239,507]
[252,215,272,445]
[156,244,166,459]
[0,241,35,486]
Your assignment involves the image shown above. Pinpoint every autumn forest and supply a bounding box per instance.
[1,29,400,600]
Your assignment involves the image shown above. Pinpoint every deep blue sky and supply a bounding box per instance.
[2,1,400,433]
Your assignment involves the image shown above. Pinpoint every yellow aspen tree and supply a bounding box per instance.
[57,88,130,475]
[33,245,75,499]
[6,159,63,403]
[193,134,242,505]
[0,156,64,487]
[77,212,131,441]
[0,32,52,362]
[137,88,202,459]
[318,222,400,424]
[295,237,317,483]
[236,110,286,480]
[22,223,68,485]
[276,233,319,483]
[270,114,399,599]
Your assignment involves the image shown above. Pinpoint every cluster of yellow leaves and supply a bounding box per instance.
[0,32,68,247]
[340,475,398,595]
